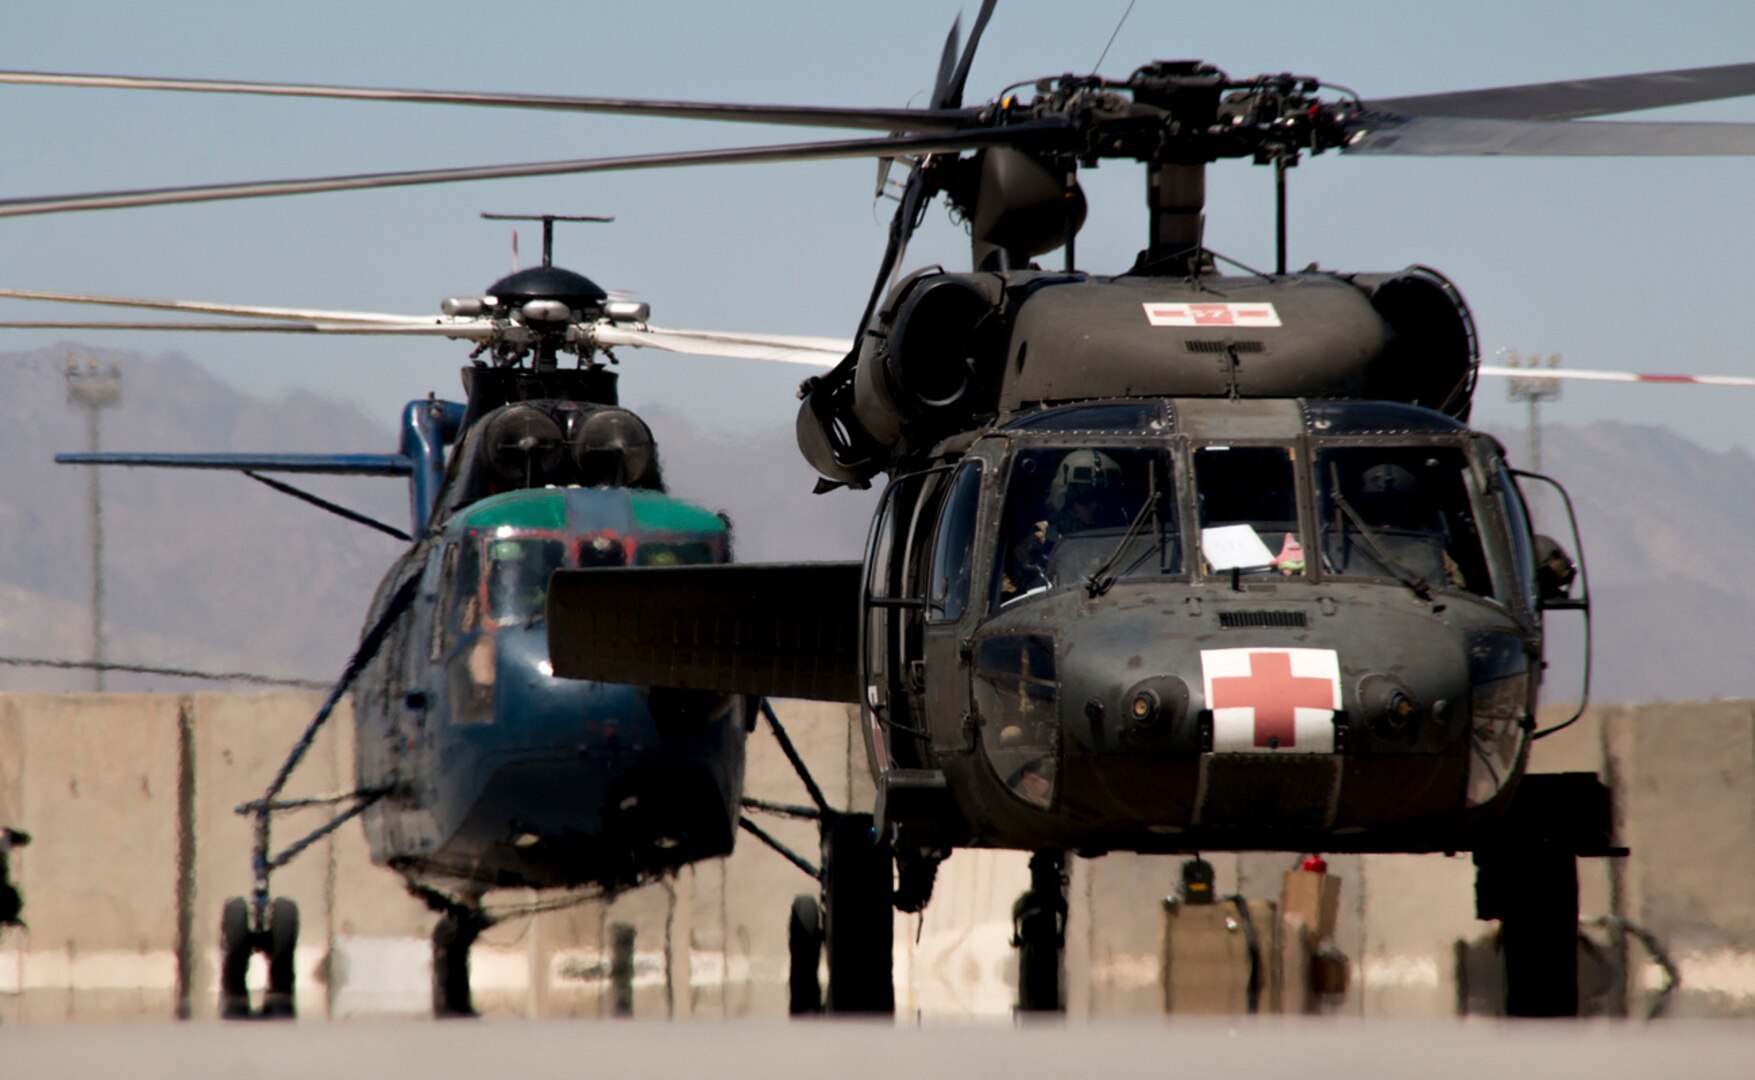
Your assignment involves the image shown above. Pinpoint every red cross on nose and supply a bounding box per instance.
[1209,651,1336,749]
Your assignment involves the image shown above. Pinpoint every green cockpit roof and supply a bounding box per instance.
[452,487,727,536]
[626,489,726,534]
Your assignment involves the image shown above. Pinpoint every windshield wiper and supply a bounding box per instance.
[1086,484,1163,598]
[1327,471,1434,602]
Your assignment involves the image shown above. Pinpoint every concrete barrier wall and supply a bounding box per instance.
[1,694,1751,1022]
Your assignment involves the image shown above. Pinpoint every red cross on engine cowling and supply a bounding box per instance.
[1209,651,1337,749]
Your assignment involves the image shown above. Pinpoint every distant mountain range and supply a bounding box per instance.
[0,345,1742,704]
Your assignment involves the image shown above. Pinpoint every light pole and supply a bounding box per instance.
[1500,348,1562,471]
[65,356,122,691]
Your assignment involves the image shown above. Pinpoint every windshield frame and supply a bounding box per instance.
[1188,439,1311,582]
[989,435,1188,612]
[1306,434,1501,601]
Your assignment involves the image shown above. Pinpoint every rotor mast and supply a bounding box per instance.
[1131,62,1225,275]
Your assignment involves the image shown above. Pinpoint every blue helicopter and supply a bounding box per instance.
[13,216,845,1016]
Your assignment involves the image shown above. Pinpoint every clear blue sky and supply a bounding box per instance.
[4,0,1754,453]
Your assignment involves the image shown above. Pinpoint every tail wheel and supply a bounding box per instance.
[219,897,252,1020]
[822,812,894,1014]
[787,893,825,1016]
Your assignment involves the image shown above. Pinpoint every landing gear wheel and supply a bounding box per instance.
[1012,851,1067,1013]
[822,812,893,1014]
[262,897,299,1019]
[787,893,824,1016]
[1477,843,1580,1017]
[432,911,484,1018]
[1501,848,1580,1017]
[219,897,253,1020]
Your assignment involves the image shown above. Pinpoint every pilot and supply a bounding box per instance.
[1351,462,1464,587]
[1049,449,1129,535]
[487,540,551,623]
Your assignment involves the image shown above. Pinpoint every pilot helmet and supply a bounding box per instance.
[1357,463,1429,528]
[1360,463,1419,497]
[1049,449,1122,513]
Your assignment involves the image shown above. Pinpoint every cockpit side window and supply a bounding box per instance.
[484,536,567,625]
[1314,446,1494,597]
[1193,445,1303,576]
[927,461,985,622]
[430,542,460,663]
[1493,464,1540,613]
[448,535,485,641]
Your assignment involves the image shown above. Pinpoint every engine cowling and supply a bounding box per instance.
[798,270,1005,486]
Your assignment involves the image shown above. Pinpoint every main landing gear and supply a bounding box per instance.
[428,901,493,1018]
[219,576,414,1019]
[219,895,300,1019]
[738,702,899,1016]
[1475,772,1625,1018]
[1011,851,1069,1013]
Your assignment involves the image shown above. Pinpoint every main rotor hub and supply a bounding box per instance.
[485,265,609,317]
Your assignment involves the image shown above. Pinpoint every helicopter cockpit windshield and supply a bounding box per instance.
[997,445,1181,606]
[1193,445,1304,575]
[1314,446,1493,596]
[485,537,567,625]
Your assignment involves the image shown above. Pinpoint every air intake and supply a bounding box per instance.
[1219,610,1308,629]
[1184,340,1266,354]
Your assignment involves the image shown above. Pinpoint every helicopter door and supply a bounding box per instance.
[919,460,986,753]
[863,472,929,771]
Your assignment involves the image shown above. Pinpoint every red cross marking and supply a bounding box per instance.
[1209,651,1335,749]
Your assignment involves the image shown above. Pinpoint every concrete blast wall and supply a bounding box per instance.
[0,694,1750,1022]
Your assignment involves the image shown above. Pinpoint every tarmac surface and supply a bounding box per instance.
[7,1018,1755,1080]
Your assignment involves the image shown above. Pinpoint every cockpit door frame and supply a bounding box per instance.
[1509,468,1593,738]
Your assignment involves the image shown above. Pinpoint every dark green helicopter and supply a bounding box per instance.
[0,217,844,1018]
[4,1,1755,1020]
[501,13,1755,1019]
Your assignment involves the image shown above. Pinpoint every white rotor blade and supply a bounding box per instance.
[0,318,493,339]
[591,323,850,366]
[0,286,441,324]
[1477,364,1755,388]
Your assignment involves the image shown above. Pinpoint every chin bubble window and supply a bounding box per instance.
[972,634,1060,810]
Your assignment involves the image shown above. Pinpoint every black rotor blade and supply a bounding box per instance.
[931,16,962,109]
[1342,115,1755,156]
[0,124,1065,219]
[1368,62,1755,121]
[941,0,998,109]
[0,69,978,133]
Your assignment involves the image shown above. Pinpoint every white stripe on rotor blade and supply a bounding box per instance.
[1477,364,1755,387]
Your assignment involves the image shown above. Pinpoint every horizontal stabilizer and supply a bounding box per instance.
[55,451,413,475]
[547,562,862,703]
